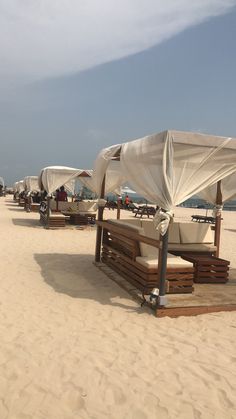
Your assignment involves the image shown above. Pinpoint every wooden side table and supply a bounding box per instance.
[181,254,230,283]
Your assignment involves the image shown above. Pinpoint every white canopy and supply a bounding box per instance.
[94,130,236,231]
[15,180,25,193]
[198,172,236,205]
[23,176,40,193]
[75,170,95,193]
[0,177,4,187]
[83,155,125,196]
[39,166,91,195]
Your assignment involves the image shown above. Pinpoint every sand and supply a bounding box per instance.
[0,197,236,419]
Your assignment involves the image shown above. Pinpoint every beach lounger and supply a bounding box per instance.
[191,214,216,223]
[133,205,156,218]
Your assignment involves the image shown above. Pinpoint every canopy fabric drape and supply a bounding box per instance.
[120,131,236,211]
[23,176,40,193]
[93,145,124,196]
[0,177,4,187]
[198,172,236,205]
[76,170,96,194]
[83,152,125,198]
[93,130,236,233]
[39,166,88,195]
[15,180,24,193]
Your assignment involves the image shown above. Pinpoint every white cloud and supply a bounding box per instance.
[0,0,235,84]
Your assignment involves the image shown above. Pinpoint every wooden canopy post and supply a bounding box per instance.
[214,180,222,258]
[28,194,32,212]
[95,176,106,262]
[157,226,169,307]
[117,199,121,219]
[46,195,51,229]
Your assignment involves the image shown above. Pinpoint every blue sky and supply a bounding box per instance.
[0,1,236,185]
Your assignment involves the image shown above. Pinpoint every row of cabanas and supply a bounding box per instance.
[13,168,93,197]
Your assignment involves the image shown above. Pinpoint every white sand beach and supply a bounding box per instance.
[0,197,236,419]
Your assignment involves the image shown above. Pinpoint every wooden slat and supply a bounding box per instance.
[156,305,236,318]
[102,249,193,294]
[104,259,155,293]
[197,271,228,278]
[102,250,155,281]
[103,255,157,287]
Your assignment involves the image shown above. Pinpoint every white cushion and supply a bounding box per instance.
[79,201,98,212]
[168,223,181,244]
[136,253,193,269]
[141,219,160,239]
[167,243,217,252]
[179,223,214,244]
[50,201,80,212]
[140,219,160,257]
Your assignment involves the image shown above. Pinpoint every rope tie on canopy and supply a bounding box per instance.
[153,208,174,236]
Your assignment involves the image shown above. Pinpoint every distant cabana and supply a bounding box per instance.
[0,177,4,188]
[0,177,4,196]
[23,176,41,212]
[14,180,25,205]
[15,180,25,194]
[38,166,91,195]
[93,130,236,306]
[24,176,40,194]
[38,166,94,228]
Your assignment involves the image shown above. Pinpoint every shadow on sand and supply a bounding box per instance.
[8,207,25,211]
[225,229,236,233]
[6,203,21,207]
[12,218,41,228]
[34,253,150,313]
[229,269,236,281]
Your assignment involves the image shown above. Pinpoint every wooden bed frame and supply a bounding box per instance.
[97,220,194,295]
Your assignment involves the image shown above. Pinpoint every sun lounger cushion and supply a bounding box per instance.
[140,219,181,243]
[169,222,181,243]
[50,201,80,212]
[167,243,217,252]
[79,201,98,212]
[179,223,214,244]
[136,253,192,269]
[140,220,160,257]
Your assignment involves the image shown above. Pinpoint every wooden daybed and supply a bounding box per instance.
[39,199,97,228]
[50,200,97,225]
[97,218,230,294]
[98,219,194,294]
